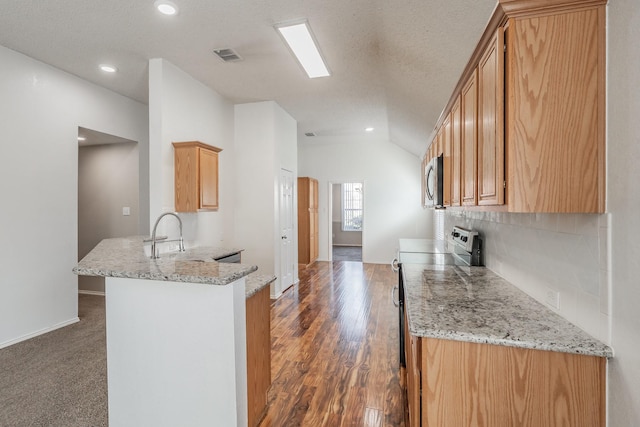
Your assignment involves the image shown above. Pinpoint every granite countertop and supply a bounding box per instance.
[245,273,276,299]
[402,264,613,358]
[74,236,257,286]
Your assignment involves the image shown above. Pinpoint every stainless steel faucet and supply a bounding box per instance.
[150,212,185,259]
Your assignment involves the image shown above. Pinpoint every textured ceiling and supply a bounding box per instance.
[0,0,496,156]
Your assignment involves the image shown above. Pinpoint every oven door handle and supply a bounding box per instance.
[391,257,399,272]
[391,285,400,307]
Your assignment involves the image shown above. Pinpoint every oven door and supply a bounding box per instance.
[391,258,406,367]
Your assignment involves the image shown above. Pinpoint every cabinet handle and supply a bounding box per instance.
[391,257,399,272]
[392,285,400,307]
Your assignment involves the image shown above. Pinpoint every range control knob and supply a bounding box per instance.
[462,236,468,242]
[452,231,460,238]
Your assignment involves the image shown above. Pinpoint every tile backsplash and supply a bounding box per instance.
[439,210,610,344]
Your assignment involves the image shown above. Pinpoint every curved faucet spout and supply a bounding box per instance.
[150,212,185,259]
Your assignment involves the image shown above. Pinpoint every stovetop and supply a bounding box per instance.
[397,227,483,267]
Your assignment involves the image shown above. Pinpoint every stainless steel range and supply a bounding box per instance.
[391,226,483,367]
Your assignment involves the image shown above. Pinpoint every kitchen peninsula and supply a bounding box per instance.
[74,236,273,427]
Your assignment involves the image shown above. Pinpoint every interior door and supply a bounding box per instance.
[279,169,294,295]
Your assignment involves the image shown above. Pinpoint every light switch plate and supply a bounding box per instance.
[122,207,130,216]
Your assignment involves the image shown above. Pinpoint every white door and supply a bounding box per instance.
[278,169,294,295]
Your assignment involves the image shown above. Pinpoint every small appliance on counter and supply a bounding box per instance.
[390,226,483,367]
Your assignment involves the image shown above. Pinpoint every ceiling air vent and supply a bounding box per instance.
[304,132,316,137]
[213,48,243,63]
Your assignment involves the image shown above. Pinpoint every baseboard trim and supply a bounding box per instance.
[0,317,80,350]
[332,244,363,247]
[78,290,106,296]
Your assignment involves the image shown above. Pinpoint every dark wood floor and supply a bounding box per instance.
[260,261,405,427]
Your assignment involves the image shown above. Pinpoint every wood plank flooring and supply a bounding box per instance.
[260,261,405,427]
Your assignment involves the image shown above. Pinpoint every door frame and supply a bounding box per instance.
[327,180,365,262]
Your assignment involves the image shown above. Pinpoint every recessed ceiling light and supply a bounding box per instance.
[275,20,330,79]
[365,127,374,132]
[155,0,178,15]
[99,64,117,73]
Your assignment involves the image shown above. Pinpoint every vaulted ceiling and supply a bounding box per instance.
[0,0,496,156]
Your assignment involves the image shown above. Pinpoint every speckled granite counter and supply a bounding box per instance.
[74,236,256,286]
[402,264,612,358]
[245,273,276,298]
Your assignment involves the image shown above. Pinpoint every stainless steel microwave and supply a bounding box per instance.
[425,153,443,208]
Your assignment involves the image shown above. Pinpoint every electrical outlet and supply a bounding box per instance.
[122,207,130,216]
[545,289,560,309]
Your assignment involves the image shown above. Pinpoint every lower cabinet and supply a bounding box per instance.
[404,311,421,427]
[405,336,606,426]
[246,286,271,427]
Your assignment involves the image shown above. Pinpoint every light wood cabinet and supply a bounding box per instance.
[426,0,606,213]
[404,311,421,427]
[461,70,478,207]
[505,7,605,212]
[172,141,222,212]
[441,113,452,207]
[477,28,505,206]
[298,177,318,267]
[450,95,462,207]
[405,335,605,426]
[246,285,271,427]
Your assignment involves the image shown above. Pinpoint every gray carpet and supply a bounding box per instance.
[0,294,108,427]
[332,245,362,261]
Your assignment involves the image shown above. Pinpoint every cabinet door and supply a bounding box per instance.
[199,148,219,210]
[404,311,421,427]
[246,286,271,427]
[442,114,452,207]
[478,28,505,206]
[461,70,478,206]
[507,10,604,212]
[310,179,318,262]
[450,95,462,207]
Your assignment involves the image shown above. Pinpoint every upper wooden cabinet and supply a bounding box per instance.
[450,95,462,207]
[427,0,606,213]
[461,70,478,207]
[478,28,505,206]
[173,141,222,212]
[441,113,452,207]
[505,6,605,212]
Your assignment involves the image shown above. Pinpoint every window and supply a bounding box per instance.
[342,182,363,231]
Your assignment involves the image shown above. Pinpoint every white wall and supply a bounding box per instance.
[0,45,148,348]
[607,0,640,424]
[148,59,235,246]
[298,140,432,264]
[441,211,608,343]
[234,101,298,298]
[78,142,140,293]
